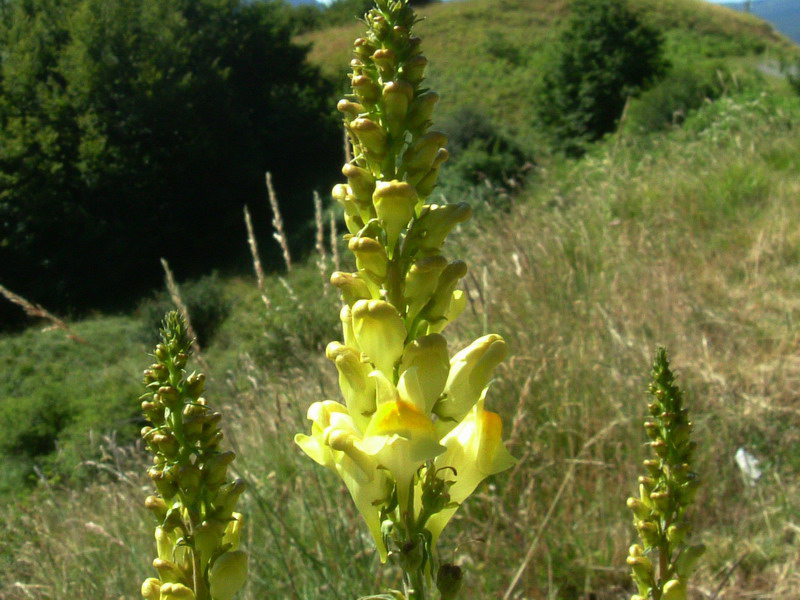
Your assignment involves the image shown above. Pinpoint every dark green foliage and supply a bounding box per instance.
[0,317,146,495]
[439,107,531,199]
[536,0,668,154]
[625,62,750,132]
[136,272,231,347]
[0,0,340,326]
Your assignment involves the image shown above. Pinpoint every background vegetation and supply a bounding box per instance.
[2,0,799,598]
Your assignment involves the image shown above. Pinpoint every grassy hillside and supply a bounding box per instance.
[300,0,795,148]
[2,0,800,598]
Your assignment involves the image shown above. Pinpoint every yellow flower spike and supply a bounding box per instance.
[358,399,445,518]
[435,334,508,423]
[372,180,417,256]
[141,578,162,600]
[398,334,449,414]
[349,236,389,283]
[426,395,516,547]
[326,342,376,431]
[352,299,406,377]
[222,513,244,551]
[209,551,248,600]
[404,255,448,321]
[330,271,375,306]
[159,583,196,600]
[421,260,467,331]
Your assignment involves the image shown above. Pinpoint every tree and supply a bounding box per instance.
[536,0,668,154]
[0,0,340,323]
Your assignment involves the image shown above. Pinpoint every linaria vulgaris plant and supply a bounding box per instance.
[140,312,247,600]
[294,1,516,598]
[626,348,704,600]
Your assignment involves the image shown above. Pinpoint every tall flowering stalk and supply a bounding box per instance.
[140,312,247,600]
[626,348,704,600]
[294,1,515,598]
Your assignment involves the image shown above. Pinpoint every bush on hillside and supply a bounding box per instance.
[0,0,340,326]
[624,62,757,132]
[536,0,668,154]
[136,272,231,347]
[438,107,532,204]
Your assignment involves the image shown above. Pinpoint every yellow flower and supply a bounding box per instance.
[426,394,516,547]
[357,399,445,518]
[434,334,507,428]
[295,401,392,561]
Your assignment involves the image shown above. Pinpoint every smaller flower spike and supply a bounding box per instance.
[626,348,704,600]
[140,312,247,600]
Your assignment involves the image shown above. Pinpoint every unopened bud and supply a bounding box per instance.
[437,563,463,600]
[186,372,205,398]
[402,54,428,84]
[407,91,439,132]
[674,544,705,578]
[372,48,396,77]
[404,255,448,320]
[141,578,161,600]
[661,579,687,600]
[349,236,389,283]
[152,558,187,584]
[159,583,196,600]
[209,551,248,600]
[352,75,381,105]
[399,539,424,573]
[342,163,376,205]
[383,80,414,127]
[350,117,387,157]
[372,180,417,255]
[337,99,364,121]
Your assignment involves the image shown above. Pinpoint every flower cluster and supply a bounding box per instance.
[626,348,704,600]
[294,1,515,596]
[140,312,247,600]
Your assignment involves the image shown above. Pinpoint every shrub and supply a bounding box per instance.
[536,0,668,154]
[624,62,753,132]
[136,272,231,348]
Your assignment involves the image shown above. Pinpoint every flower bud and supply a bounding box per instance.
[350,118,387,157]
[382,80,414,127]
[144,495,168,521]
[203,451,236,488]
[406,203,472,255]
[352,75,381,105]
[414,164,442,199]
[330,271,374,305]
[352,299,406,377]
[635,520,660,547]
[661,579,687,600]
[209,551,248,600]
[402,54,428,84]
[435,334,507,421]
[326,341,375,430]
[141,578,161,600]
[342,163,376,206]
[223,512,245,551]
[194,518,225,561]
[353,37,376,59]
[437,563,463,600]
[626,555,654,587]
[667,521,690,545]
[407,91,439,132]
[349,236,389,283]
[211,478,247,519]
[372,48,396,77]
[422,260,468,328]
[340,304,356,349]
[337,99,364,122]
[159,583,196,600]
[674,544,705,578]
[155,525,178,562]
[399,334,449,413]
[402,132,448,179]
[649,490,670,513]
[152,558,187,584]
[626,497,650,520]
[404,255,448,320]
[372,180,417,255]
[186,372,205,399]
